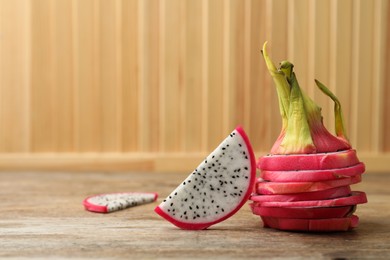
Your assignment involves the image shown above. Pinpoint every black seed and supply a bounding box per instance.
[184,211,187,215]
[169,196,172,199]
[221,208,225,212]
[214,170,217,173]
[193,185,197,189]
[203,198,205,202]
[217,205,220,208]
[191,196,194,199]
[222,147,226,150]
[189,206,192,210]
[196,205,199,209]
[212,155,215,158]
[234,186,238,189]
[163,199,166,202]
[170,203,173,206]
[168,209,170,212]
[215,211,218,214]
[188,180,191,183]
[239,143,242,146]
[245,176,249,179]
[232,176,236,179]
[174,192,178,195]
[183,182,186,185]
[244,167,248,170]
[245,156,248,159]
[211,200,214,203]
[204,211,207,214]
[237,169,241,172]
[184,198,188,202]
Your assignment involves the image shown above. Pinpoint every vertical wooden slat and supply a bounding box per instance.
[372,0,388,153]
[383,1,390,152]
[53,0,75,152]
[261,0,288,151]
[183,0,203,152]
[74,0,102,152]
[287,0,310,93]
[0,0,31,152]
[310,0,332,130]
[351,0,375,151]
[329,0,353,139]
[160,0,183,152]
[222,0,232,132]
[201,0,209,152]
[121,0,140,152]
[30,0,56,152]
[99,0,121,152]
[229,0,246,129]
[206,0,224,150]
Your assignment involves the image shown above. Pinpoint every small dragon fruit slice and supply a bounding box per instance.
[256,175,361,195]
[83,192,158,213]
[155,126,256,230]
[260,163,365,182]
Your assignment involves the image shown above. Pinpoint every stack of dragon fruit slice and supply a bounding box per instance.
[250,150,367,232]
[249,43,368,232]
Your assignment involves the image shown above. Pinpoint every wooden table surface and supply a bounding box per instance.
[1,171,389,259]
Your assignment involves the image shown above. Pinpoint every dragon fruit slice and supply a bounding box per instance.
[251,205,356,219]
[256,191,367,208]
[83,192,158,213]
[260,163,365,182]
[256,175,361,195]
[258,149,360,171]
[250,186,351,202]
[155,126,256,230]
[261,215,359,232]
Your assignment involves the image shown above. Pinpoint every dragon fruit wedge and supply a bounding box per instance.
[155,126,256,230]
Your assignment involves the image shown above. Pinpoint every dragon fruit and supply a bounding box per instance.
[83,192,158,213]
[250,42,367,232]
[155,126,256,230]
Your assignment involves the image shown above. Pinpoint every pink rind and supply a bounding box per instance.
[261,215,359,232]
[256,191,367,208]
[154,126,257,230]
[260,162,365,182]
[256,175,361,195]
[258,149,360,171]
[250,186,352,202]
[251,205,355,219]
[83,192,158,213]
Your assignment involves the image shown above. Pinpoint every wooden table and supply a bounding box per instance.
[1,171,389,259]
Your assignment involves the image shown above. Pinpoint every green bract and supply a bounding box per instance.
[262,42,351,154]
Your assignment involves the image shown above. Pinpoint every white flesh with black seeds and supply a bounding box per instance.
[158,129,252,223]
[87,193,156,212]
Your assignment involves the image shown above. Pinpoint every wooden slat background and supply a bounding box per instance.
[0,0,389,172]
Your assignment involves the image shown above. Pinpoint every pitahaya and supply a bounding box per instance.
[250,42,367,232]
[83,192,158,213]
[155,126,256,230]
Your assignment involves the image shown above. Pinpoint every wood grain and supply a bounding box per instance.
[0,0,389,171]
[0,171,389,258]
